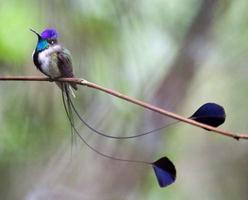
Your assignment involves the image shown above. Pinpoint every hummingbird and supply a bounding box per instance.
[30,28,77,91]
[29,29,225,189]
[31,28,78,153]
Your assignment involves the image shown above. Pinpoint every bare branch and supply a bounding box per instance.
[0,75,246,140]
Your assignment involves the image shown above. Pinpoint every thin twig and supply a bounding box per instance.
[0,75,246,140]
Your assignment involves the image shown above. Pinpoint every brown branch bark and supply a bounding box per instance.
[0,75,246,140]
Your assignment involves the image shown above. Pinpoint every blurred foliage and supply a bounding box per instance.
[0,1,40,65]
[0,0,248,200]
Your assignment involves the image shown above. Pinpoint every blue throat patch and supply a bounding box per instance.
[36,39,48,51]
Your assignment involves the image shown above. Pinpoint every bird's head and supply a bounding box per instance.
[30,28,59,51]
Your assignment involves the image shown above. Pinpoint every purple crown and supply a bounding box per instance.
[41,28,58,39]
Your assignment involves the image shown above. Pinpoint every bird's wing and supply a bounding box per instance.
[57,48,78,90]
[57,48,74,78]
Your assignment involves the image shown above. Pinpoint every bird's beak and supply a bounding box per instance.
[30,28,41,39]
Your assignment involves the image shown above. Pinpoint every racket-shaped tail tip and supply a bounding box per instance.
[189,102,226,128]
[152,157,176,188]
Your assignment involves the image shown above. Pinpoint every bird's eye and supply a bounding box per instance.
[48,39,57,45]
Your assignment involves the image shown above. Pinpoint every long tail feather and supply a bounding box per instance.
[62,87,177,189]
[68,97,225,140]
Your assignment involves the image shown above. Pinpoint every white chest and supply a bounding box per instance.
[38,45,62,78]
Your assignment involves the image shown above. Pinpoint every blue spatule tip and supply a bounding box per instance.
[152,157,176,188]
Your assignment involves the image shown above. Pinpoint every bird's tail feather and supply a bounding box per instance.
[57,81,76,98]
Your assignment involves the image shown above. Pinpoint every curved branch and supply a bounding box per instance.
[0,75,246,140]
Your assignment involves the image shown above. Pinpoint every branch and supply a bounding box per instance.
[0,75,246,140]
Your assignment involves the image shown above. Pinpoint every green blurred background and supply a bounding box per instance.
[0,0,248,199]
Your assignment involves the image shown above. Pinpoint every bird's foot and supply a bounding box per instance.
[48,77,55,82]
